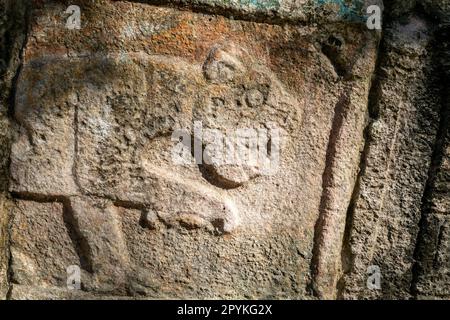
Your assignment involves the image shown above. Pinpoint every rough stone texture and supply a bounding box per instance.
[68,196,131,294]
[387,0,450,21]
[338,2,450,299]
[6,0,379,299]
[0,0,450,300]
[0,1,8,297]
[340,15,443,299]
[9,200,80,289]
[8,285,135,300]
[412,26,450,298]
[423,0,450,21]
[0,194,8,298]
[0,0,30,300]
[143,0,384,23]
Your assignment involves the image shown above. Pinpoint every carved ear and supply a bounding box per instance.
[202,43,247,83]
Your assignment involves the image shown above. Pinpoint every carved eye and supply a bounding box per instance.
[245,88,265,107]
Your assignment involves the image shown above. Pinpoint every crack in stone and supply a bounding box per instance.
[310,91,351,298]
[335,32,386,297]
[410,24,450,297]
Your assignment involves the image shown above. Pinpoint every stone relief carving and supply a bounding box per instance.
[4,0,446,301]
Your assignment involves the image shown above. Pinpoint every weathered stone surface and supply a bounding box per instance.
[0,113,8,299]
[414,161,450,298]
[414,214,450,297]
[0,0,9,298]
[423,0,450,22]
[412,28,450,298]
[10,60,79,196]
[9,285,135,300]
[152,0,383,24]
[9,200,80,288]
[7,1,378,298]
[340,16,442,299]
[0,194,8,298]
[68,196,130,294]
[0,0,30,300]
[387,0,450,22]
[121,206,306,298]
[2,0,450,300]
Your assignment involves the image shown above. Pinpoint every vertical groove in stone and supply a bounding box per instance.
[310,29,381,299]
[411,24,450,299]
[340,13,442,299]
[311,91,352,299]
[337,30,386,298]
